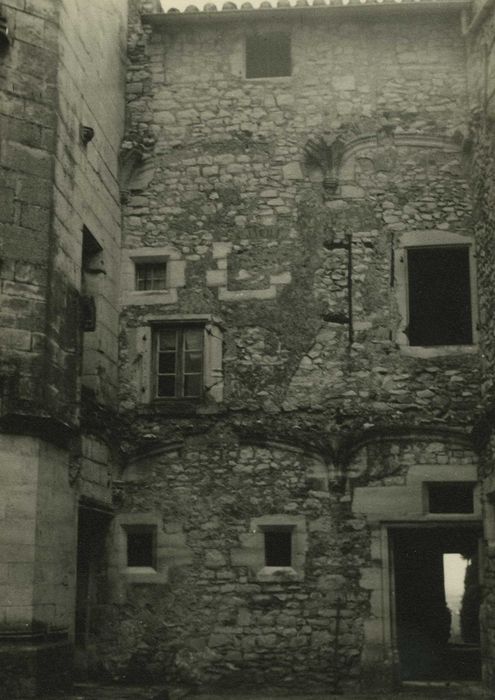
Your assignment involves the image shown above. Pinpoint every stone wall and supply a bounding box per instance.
[0,0,126,425]
[466,0,495,690]
[98,437,369,691]
[0,0,126,420]
[105,5,486,691]
[0,0,59,421]
[0,435,75,697]
[53,0,127,408]
[120,8,479,430]
[467,0,495,408]
[0,0,127,695]
[95,429,481,691]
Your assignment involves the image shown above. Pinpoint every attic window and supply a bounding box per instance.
[407,246,472,346]
[245,32,291,79]
[264,528,293,567]
[428,483,474,514]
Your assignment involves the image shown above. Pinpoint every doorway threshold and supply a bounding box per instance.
[401,681,488,697]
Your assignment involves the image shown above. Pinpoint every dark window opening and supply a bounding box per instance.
[246,32,291,79]
[126,528,155,568]
[80,295,96,332]
[428,483,475,514]
[136,262,167,291]
[264,528,292,567]
[82,226,102,270]
[155,325,204,399]
[407,246,472,346]
[81,227,103,333]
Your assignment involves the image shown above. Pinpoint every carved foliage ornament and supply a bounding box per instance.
[303,134,346,192]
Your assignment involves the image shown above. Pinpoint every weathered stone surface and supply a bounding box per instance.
[4,0,495,696]
[467,1,495,692]
[98,441,368,689]
[105,4,490,692]
[0,0,126,696]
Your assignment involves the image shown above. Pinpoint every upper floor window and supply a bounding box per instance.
[407,245,472,346]
[133,316,223,406]
[245,32,291,79]
[121,246,185,307]
[136,262,167,291]
[155,325,204,399]
[394,231,478,354]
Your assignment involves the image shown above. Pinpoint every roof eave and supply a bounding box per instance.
[143,1,471,27]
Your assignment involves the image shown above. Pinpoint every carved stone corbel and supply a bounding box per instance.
[303,133,346,192]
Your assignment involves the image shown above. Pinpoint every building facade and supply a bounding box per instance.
[1,0,495,695]
[0,0,126,696]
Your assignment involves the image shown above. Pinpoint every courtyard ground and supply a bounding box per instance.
[39,680,491,700]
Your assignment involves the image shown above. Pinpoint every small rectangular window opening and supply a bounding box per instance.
[135,262,167,291]
[407,246,472,346]
[81,227,103,332]
[82,226,102,271]
[246,32,291,79]
[126,527,156,568]
[155,325,204,399]
[428,483,475,514]
[264,528,292,567]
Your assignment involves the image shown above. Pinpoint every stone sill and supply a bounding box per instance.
[400,344,478,358]
[256,566,303,582]
[244,76,292,82]
[137,400,221,416]
[423,513,480,521]
[124,567,168,584]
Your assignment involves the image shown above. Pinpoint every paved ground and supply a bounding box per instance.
[191,686,489,699]
[39,681,491,700]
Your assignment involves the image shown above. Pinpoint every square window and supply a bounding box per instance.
[428,483,475,514]
[407,246,472,346]
[126,526,156,568]
[154,325,204,399]
[135,262,168,291]
[264,528,293,567]
[246,32,291,79]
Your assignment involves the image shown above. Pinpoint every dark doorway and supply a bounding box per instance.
[391,526,481,682]
[75,501,112,674]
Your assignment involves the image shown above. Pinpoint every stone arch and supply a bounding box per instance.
[123,440,184,481]
[303,127,463,195]
[339,132,461,182]
[347,428,477,485]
